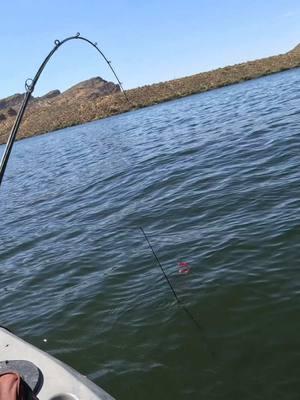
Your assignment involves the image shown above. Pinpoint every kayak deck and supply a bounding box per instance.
[0,327,115,400]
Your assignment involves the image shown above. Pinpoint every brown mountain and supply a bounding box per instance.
[1,44,300,144]
[0,93,25,110]
[0,77,120,111]
[0,77,120,142]
[62,77,120,100]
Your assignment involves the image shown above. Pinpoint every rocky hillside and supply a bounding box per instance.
[1,44,300,144]
[0,77,120,142]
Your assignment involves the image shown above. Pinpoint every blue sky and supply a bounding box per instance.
[1,0,300,98]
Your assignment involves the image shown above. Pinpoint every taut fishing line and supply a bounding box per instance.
[140,227,216,360]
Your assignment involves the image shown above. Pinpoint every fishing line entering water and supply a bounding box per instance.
[140,227,216,361]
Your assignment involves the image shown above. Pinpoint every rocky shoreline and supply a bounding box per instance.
[1,44,300,145]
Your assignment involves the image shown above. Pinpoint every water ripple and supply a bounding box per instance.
[1,68,300,400]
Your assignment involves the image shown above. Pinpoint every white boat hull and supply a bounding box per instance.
[0,327,115,400]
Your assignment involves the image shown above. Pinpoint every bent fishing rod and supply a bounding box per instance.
[0,33,129,188]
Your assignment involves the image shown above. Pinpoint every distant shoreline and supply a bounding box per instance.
[1,45,300,145]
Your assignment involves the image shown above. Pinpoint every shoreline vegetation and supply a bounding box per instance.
[0,44,300,144]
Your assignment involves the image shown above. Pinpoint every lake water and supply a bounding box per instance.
[1,68,300,399]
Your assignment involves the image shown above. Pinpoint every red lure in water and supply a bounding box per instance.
[178,261,191,275]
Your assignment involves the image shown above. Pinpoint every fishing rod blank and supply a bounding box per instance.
[0,33,129,188]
